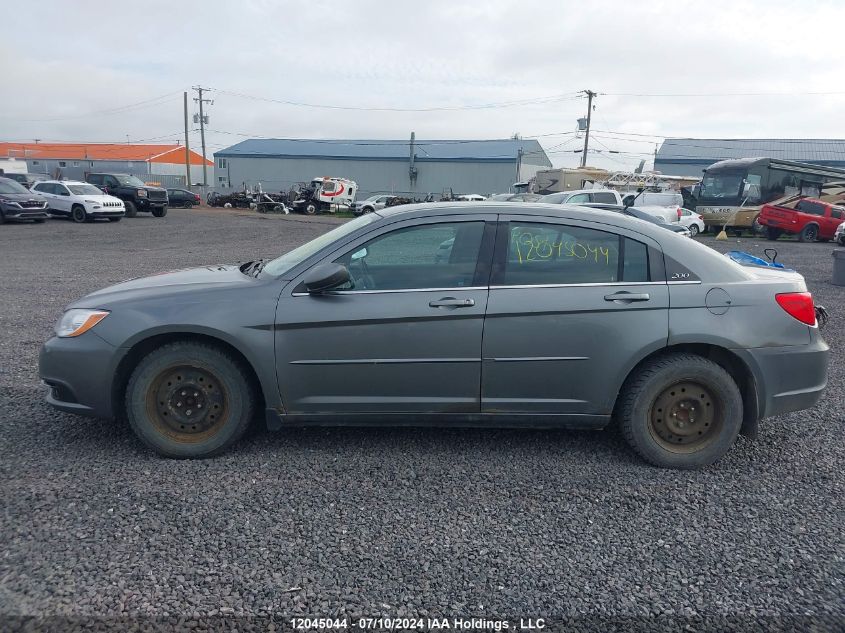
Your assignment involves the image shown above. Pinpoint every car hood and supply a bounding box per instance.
[70,264,257,308]
[83,194,124,204]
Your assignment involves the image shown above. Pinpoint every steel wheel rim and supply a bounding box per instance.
[648,381,722,453]
[145,364,228,443]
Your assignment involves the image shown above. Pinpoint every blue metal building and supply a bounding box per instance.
[654,138,845,178]
[213,138,551,198]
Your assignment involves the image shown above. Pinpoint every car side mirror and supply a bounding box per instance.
[303,263,350,294]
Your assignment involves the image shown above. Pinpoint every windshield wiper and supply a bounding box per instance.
[240,259,266,277]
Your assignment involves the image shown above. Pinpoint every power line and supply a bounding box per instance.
[0,92,182,122]
[602,90,845,97]
[208,87,583,112]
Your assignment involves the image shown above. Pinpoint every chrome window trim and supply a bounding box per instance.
[491,281,668,290]
[290,280,708,296]
[292,286,488,297]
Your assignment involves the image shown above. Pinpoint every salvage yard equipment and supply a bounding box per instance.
[290,177,357,214]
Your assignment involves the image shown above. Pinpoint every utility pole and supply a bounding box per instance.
[580,89,596,168]
[193,86,213,187]
[183,92,191,187]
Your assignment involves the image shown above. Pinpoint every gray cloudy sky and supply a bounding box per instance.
[2,0,844,170]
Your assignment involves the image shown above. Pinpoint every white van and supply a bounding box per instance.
[622,191,683,208]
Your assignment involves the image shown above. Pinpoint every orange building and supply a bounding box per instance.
[0,142,213,187]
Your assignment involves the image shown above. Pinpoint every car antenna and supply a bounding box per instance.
[623,187,645,211]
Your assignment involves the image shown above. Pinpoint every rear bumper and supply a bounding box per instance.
[736,332,830,419]
[39,333,124,418]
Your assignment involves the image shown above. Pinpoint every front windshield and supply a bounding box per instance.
[262,213,379,277]
[68,184,104,196]
[0,179,30,194]
[116,175,147,187]
[699,171,744,201]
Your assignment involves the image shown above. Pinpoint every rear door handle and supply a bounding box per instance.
[604,292,650,303]
[429,297,475,308]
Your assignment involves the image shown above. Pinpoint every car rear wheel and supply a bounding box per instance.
[798,224,818,242]
[183,202,193,209]
[617,353,743,469]
[126,342,255,458]
[688,224,699,237]
[71,205,87,223]
[124,200,138,218]
[766,227,783,241]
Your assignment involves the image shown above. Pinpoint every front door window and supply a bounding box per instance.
[334,221,486,290]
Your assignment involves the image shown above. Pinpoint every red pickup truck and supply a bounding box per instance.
[759,198,845,242]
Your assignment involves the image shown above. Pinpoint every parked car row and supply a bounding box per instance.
[0,174,201,224]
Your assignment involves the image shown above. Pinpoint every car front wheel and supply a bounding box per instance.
[124,200,138,218]
[152,206,168,217]
[617,353,743,469]
[71,205,87,223]
[125,342,255,458]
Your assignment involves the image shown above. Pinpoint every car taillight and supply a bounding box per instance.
[677,207,682,219]
[776,292,816,326]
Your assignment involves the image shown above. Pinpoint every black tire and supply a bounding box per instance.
[798,224,818,242]
[71,205,87,223]
[617,353,743,469]
[125,342,255,458]
[108,217,122,222]
[151,206,168,218]
[183,202,193,210]
[124,200,138,218]
[688,224,699,237]
[305,203,318,215]
[839,236,845,246]
[765,227,782,241]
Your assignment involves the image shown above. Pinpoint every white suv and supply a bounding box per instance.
[835,220,845,246]
[31,180,125,222]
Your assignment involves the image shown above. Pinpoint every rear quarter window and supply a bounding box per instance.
[591,192,618,204]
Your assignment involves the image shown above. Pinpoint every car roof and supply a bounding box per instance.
[38,180,89,185]
[376,201,666,232]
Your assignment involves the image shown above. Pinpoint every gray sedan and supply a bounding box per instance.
[39,202,829,468]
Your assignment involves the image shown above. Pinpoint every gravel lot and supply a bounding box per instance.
[1,208,843,631]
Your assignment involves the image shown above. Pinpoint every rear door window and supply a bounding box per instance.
[567,193,591,204]
[498,222,649,286]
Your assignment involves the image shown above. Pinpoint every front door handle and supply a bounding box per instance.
[604,292,650,303]
[429,297,475,308]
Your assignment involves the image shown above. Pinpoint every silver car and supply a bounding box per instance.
[835,220,845,246]
[40,202,829,468]
[351,194,396,216]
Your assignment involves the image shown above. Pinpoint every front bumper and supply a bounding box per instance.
[2,205,49,220]
[39,333,124,418]
[737,331,830,419]
[137,198,167,210]
[89,209,125,218]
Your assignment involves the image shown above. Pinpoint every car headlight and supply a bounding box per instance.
[55,309,109,338]
[137,189,148,198]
